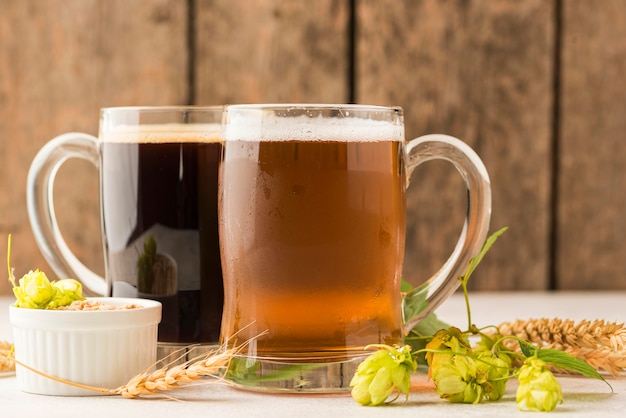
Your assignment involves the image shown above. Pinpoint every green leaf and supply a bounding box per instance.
[137,235,157,293]
[517,343,613,391]
[411,312,451,338]
[401,280,429,322]
[463,226,508,283]
[536,349,612,390]
[226,357,322,386]
[400,278,414,293]
[518,339,536,358]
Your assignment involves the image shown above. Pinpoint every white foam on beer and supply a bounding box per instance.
[101,123,221,143]
[224,114,403,142]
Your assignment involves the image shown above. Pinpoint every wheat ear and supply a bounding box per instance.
[0,341,15,373]
[496,318,626,376]
[114,346,238,398]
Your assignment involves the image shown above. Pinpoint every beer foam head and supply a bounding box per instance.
[224,107,404,142]
[101,123,221,143]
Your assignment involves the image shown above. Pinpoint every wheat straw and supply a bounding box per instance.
[496,318,626,376]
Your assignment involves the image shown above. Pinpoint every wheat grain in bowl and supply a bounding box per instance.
[9,297,162,396]
[57,299,143,311]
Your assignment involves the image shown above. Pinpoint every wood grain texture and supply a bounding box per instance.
[0,0,188,294]
[357,0,555,290]
[557,0,626,289]
[1,0,625,295]
[193,0,350,104]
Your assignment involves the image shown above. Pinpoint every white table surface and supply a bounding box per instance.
[1,291,625,417]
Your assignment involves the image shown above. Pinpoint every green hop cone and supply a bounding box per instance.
[516,357,563,412]
[48,279,85,308]
[11,269,85,309]
[425,327,471,380]
[476,351,510,401]
[7,235,84,309]
[432,350,511,404]
[350,344,417,406]
[432,354,488,404]
[12,269,57,309]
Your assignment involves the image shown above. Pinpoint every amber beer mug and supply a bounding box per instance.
[27,106,224,358]
[219,104,491,392]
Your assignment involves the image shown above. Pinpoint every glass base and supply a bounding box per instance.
[223,353,368,394]
[156,342,221,368]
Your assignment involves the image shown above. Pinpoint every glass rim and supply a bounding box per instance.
[99,106,223,140]
[224,103,403,113]
[100,105,223,113]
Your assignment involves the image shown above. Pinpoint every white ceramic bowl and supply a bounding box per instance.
[9,297,161,396]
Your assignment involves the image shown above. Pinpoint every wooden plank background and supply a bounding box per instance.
[1,0,624,295]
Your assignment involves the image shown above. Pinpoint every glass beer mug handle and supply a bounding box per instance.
[26,132,106,296]
[402,134,491,332]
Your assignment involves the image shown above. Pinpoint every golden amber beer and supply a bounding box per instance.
[219,105,492,392]
[220,139,405,355]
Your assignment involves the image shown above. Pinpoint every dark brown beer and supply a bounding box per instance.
[101,127,223,343]
[219,139,405,357]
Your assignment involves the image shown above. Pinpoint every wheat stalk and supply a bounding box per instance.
[0,340,15,373]
[9,337,259,398]
[9,344,238,398]
[495,318,626,377]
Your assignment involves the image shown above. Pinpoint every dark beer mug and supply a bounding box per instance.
[27,106,224,358]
